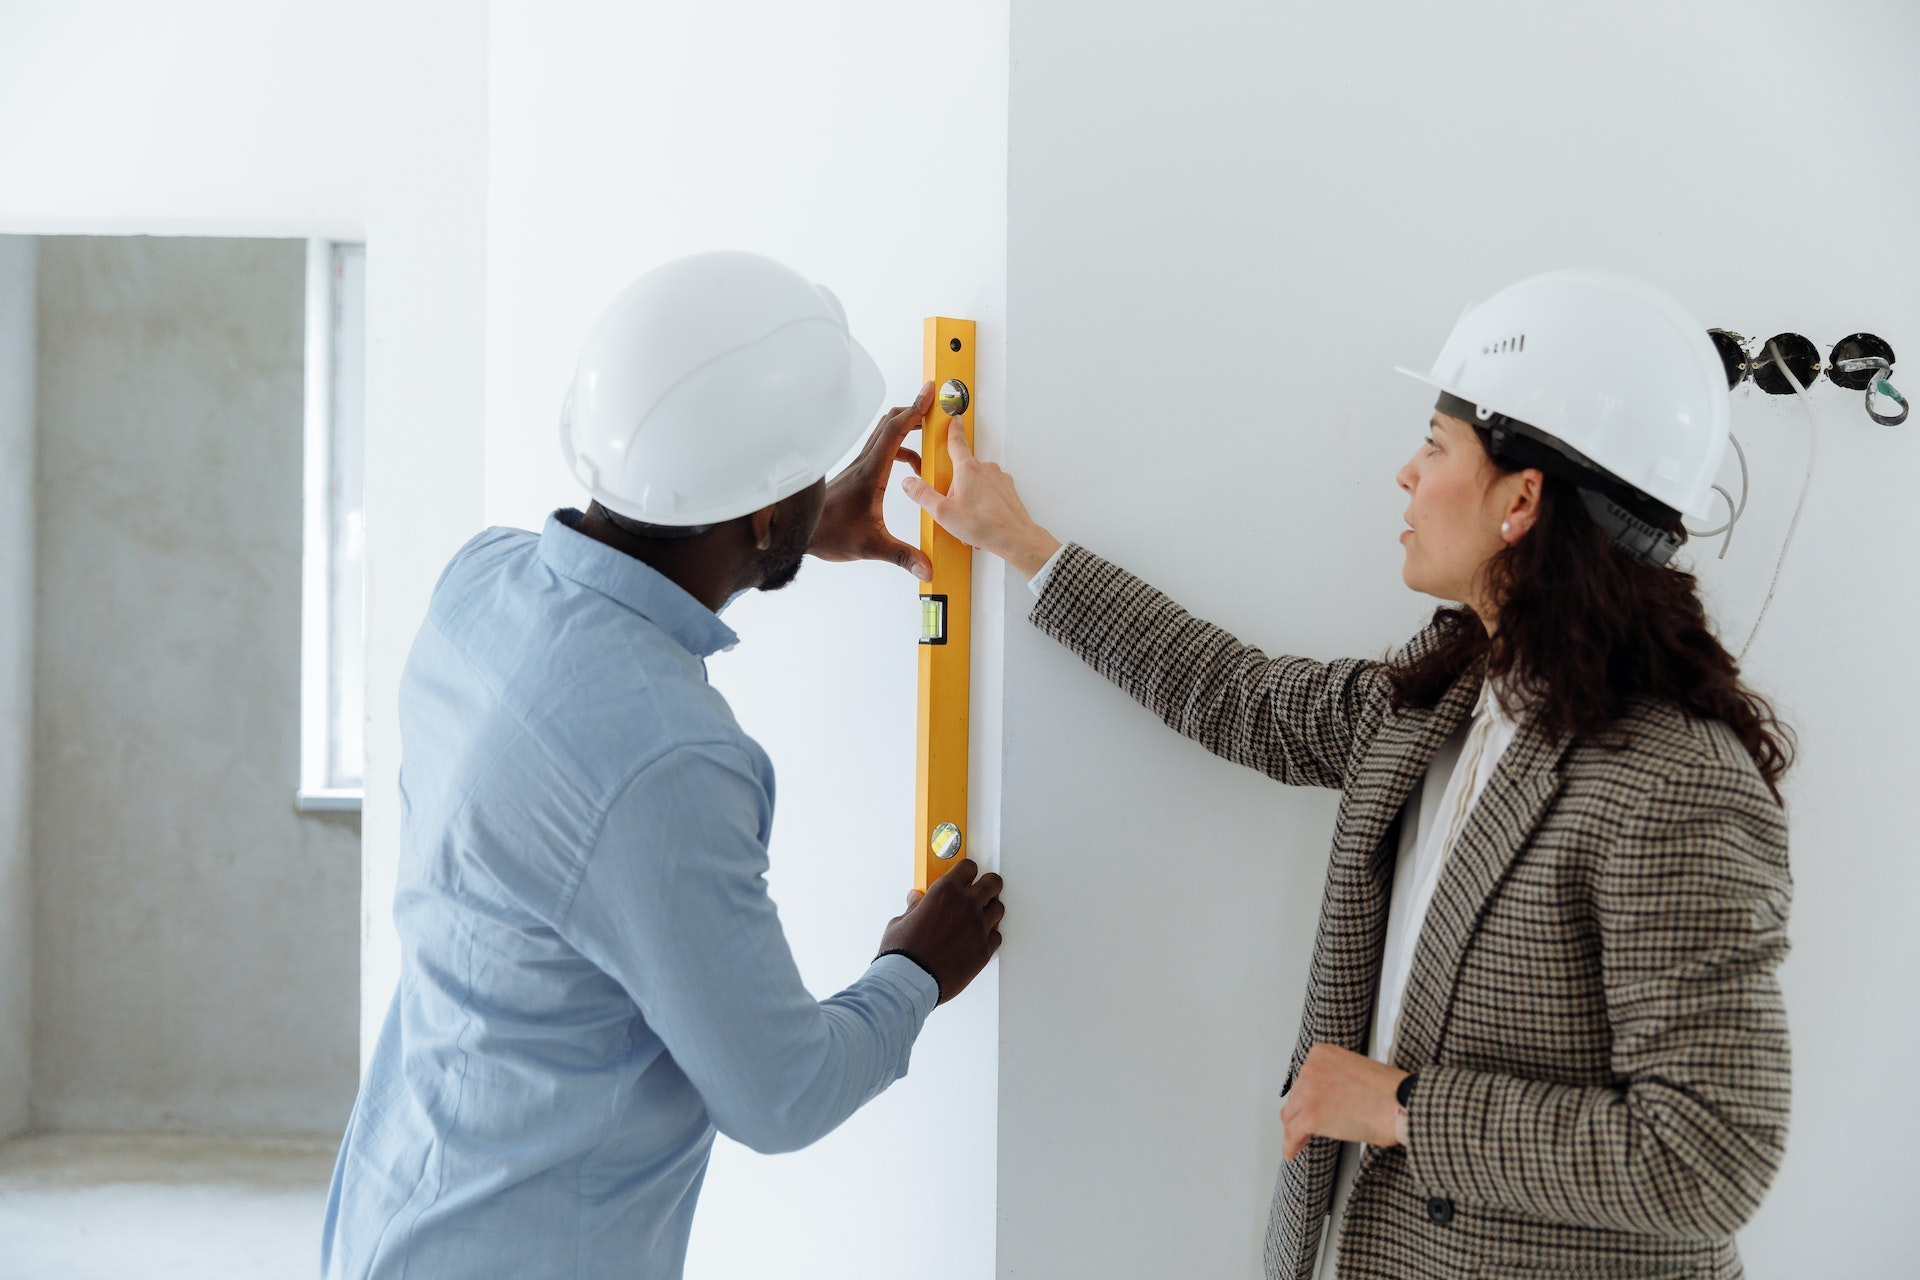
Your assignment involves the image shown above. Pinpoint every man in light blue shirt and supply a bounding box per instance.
[322,254,1004,1279]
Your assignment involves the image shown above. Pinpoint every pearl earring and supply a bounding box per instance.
[1501,522,1511,535]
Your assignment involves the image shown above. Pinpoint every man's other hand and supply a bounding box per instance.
[810,381,935,581]
[876,859,1004,1005]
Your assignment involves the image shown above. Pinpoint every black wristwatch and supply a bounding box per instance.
[1396,1072,1418,1109]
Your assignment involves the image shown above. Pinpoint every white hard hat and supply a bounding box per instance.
[1395,270,1730,522]
[560,251,885,528]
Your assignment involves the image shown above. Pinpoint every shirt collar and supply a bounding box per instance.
[539,509,740,657]
[1472,674,1523,734]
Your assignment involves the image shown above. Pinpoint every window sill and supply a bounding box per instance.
[295,788,363,814]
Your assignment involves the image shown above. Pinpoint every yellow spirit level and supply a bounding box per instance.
[915,316,974,891]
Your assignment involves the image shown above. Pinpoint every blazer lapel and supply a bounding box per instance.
[1292,671,1480,1075]
[1336,672,1481,891]
[1387,713,1570,1073]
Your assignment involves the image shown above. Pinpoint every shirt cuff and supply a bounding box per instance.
[866,952,941,1019]
[1027,543,1070,597]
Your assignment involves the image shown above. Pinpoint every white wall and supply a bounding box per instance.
[0,0,490,1068]
[484,2,1008,1276]
[31,236,356,1131]
[999,1,1920,1277]
[0,235,36,1140]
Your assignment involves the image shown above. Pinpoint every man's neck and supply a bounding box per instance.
[574,504,742,613]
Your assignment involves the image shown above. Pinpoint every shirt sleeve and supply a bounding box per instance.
[557,741,938,1155]
[1026,542,1070,597]
[1027,543,1383,790]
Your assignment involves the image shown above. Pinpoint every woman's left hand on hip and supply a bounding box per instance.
[1280,1043,1410,1161]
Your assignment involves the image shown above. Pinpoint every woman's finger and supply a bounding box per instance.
[900,474,943,518]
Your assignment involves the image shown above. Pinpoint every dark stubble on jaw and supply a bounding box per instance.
[755,517,812,593]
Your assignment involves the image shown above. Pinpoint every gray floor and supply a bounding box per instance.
[0,1133,337,1280]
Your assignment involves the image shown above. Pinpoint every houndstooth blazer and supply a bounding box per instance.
[1028,545,1792,1280]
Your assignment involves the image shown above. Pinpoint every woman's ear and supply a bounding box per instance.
[1501,468,1545,542]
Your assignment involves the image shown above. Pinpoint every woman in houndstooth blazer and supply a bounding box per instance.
[904,286,1793,1279]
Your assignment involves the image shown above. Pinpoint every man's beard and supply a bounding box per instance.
[755,527,810,592]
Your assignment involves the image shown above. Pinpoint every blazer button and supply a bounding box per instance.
[1426,1196,1455,1226]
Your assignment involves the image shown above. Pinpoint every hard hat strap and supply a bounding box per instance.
[1574,490,1683,568]
[1434,392,1683,567]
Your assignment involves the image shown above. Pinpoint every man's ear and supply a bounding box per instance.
[748,504,776,552]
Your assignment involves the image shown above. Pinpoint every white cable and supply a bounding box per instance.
[1693,485,1735,541]
[1687,432,1750,556]
[1737,343,1818,661]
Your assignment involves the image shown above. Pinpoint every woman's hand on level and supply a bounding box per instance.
[900,420,1062,582]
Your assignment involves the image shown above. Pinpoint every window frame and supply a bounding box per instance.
[297,238,367,813]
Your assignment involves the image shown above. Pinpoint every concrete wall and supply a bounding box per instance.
[0,0,489,1070]
[485,3,1008,1276]
[998,1,1920,1277]
[0,236,36,1140]
[30,236,357,1132]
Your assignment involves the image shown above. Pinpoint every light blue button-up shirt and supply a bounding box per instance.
[321,510,938,1280]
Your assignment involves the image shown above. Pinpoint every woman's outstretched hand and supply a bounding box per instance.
[900,419,1063,582]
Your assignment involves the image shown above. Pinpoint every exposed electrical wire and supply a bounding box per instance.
[1686,433,1749,558]
[1737,341,1818,661]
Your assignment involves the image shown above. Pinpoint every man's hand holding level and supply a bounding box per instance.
[876,859,1004,1005]
[811,381,936,581]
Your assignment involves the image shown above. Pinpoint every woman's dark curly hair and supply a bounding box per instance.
[1385,425,1795,802]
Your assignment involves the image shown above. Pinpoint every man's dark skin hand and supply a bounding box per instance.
[876,859,1005,1004]
[808,380,937,581]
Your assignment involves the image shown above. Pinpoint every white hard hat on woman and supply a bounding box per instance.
[1396,269,1731,565]
[560,250,886,532]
